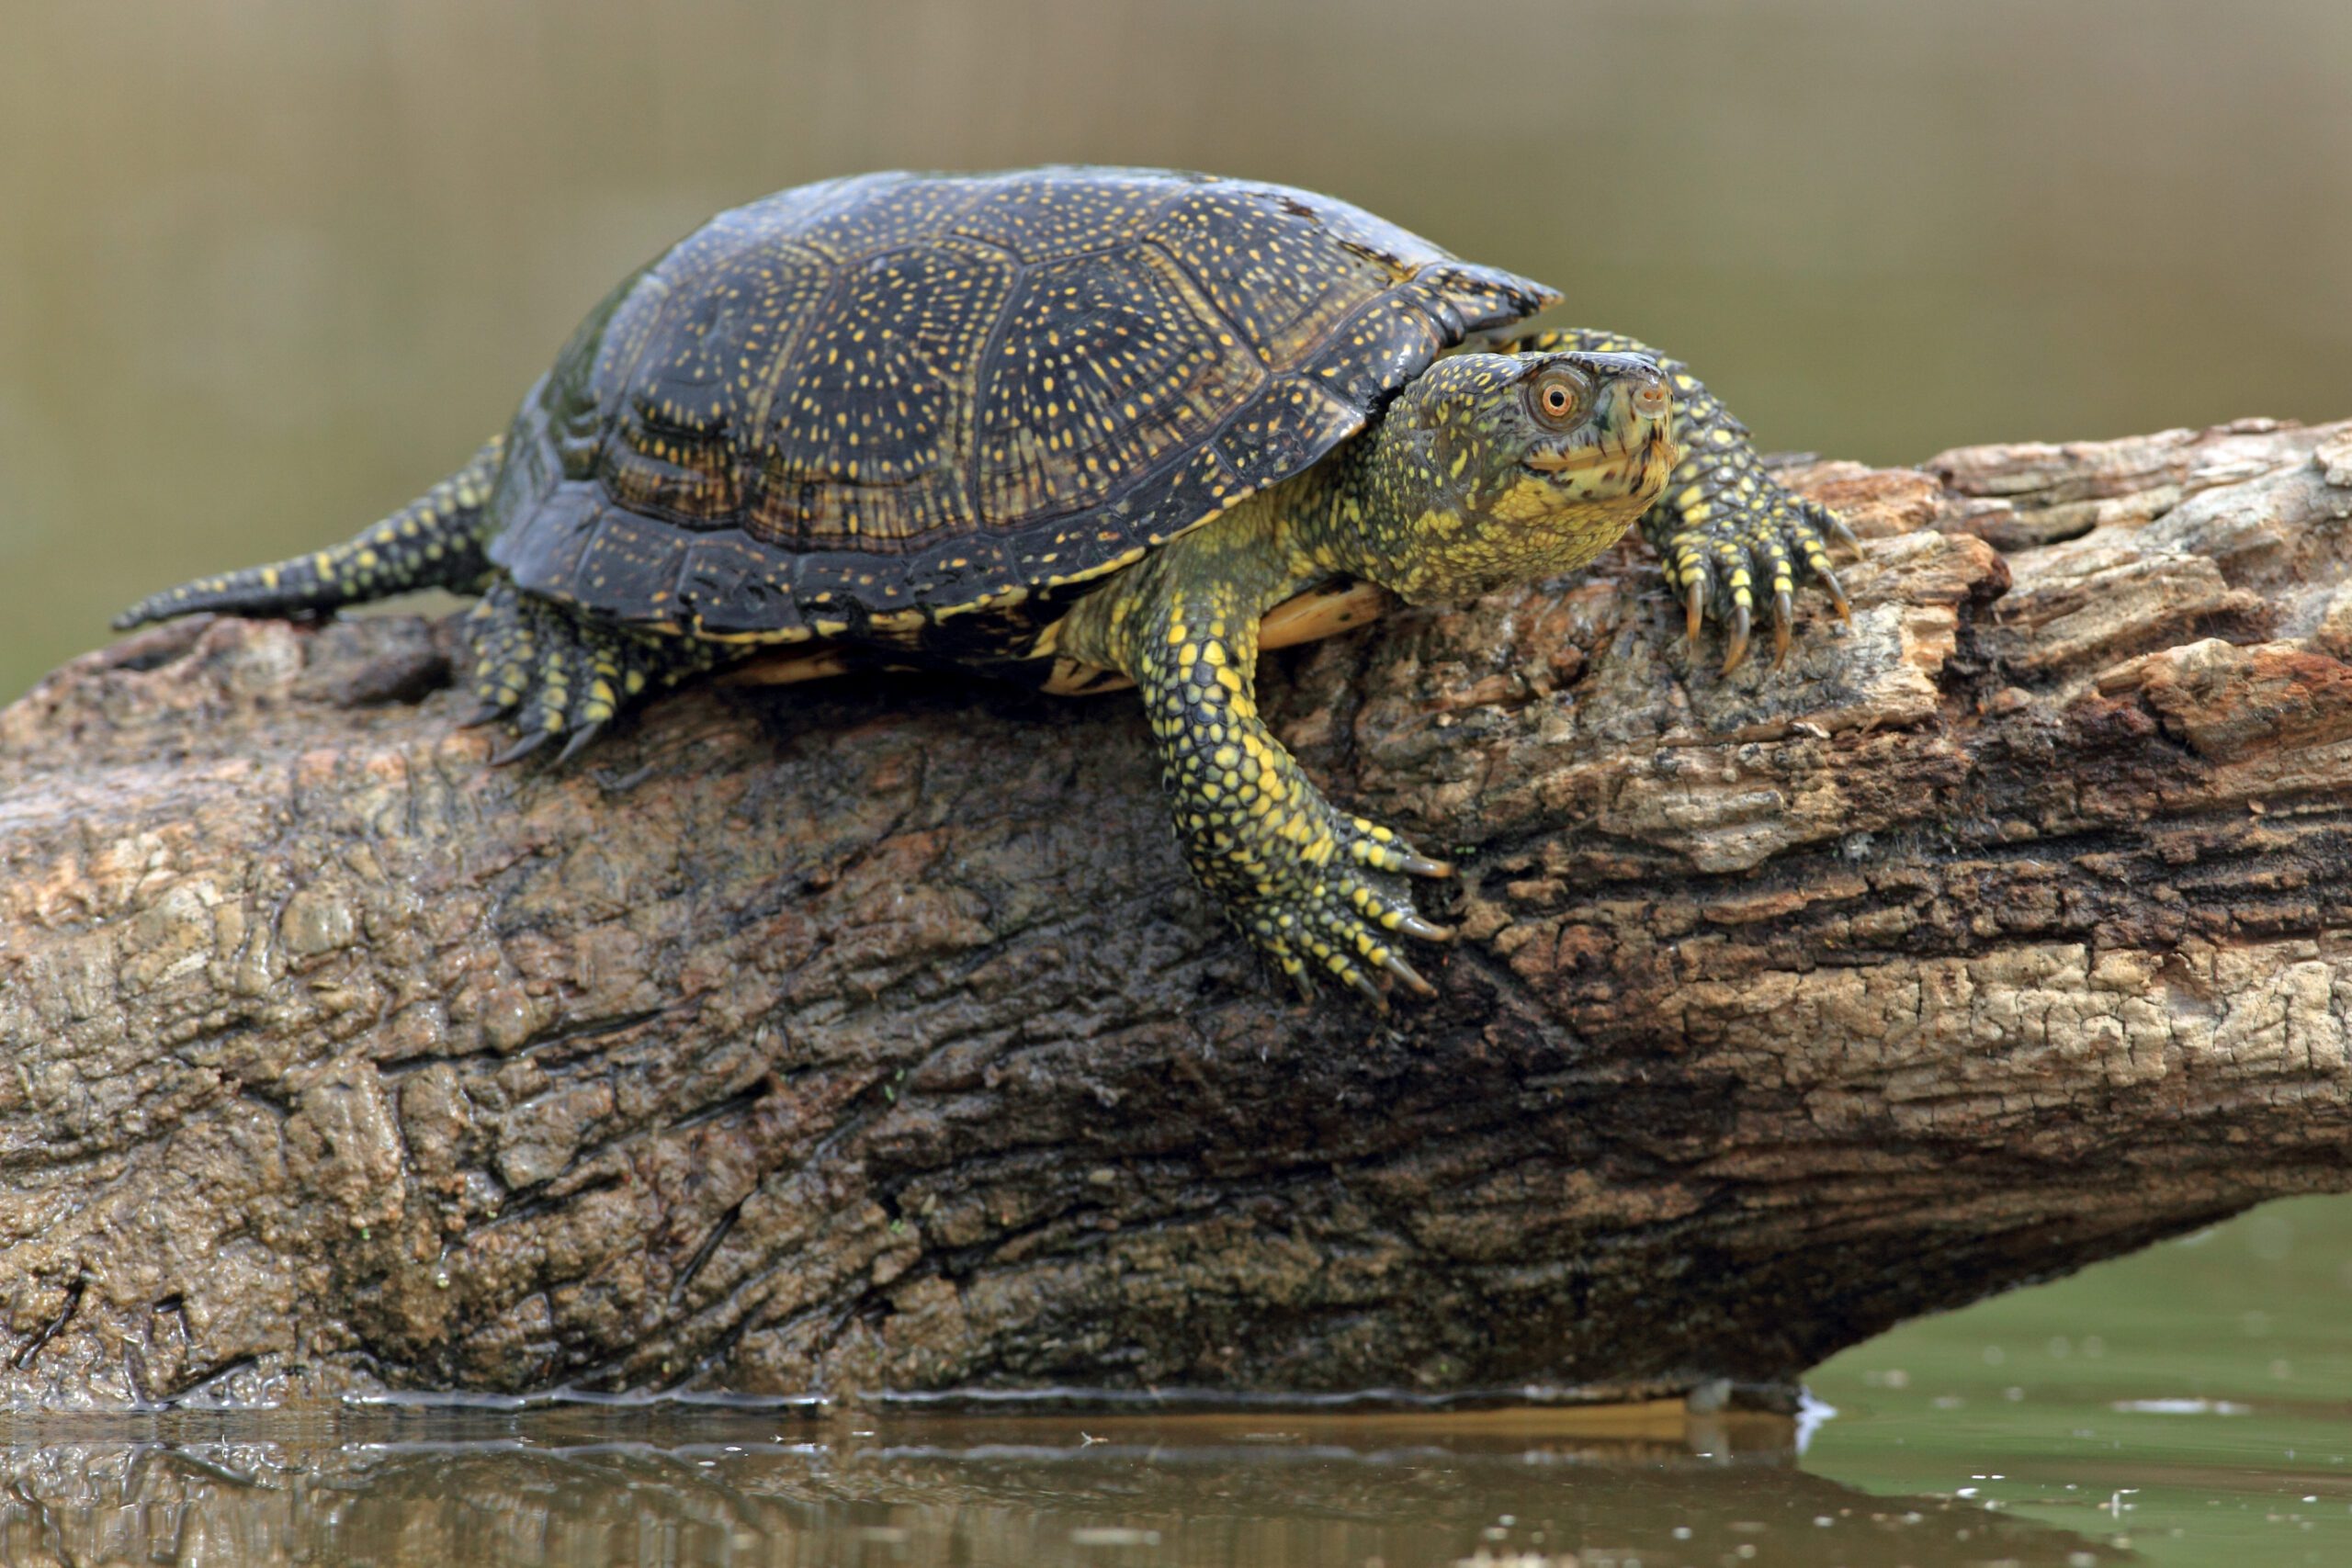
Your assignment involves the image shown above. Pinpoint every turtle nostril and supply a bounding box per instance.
[1633,380,1671,421]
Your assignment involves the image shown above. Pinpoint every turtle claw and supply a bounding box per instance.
[1393,910,1453,944]
[458,579,726,774]
[555,721,606,766]
[1382,950,1437,998]
[1347,823,1452,880]
[1826,511,1864,557]
[1720,601,1753,674]
[1819,567,1853,625]
[1663,497,1856,670]
[491,730,555,767]
[1345,965,1390,1013]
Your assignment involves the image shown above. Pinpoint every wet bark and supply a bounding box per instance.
[4,416,2351,1412]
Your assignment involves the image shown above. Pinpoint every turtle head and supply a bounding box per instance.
[1333,350,1679,604]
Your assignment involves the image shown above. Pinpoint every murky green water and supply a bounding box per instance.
[1810,1195,2352,1567]
[5,1201,2346,1563]
[4,2,2349,1562]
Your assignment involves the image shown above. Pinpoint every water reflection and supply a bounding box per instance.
[0,1409,2125,1568]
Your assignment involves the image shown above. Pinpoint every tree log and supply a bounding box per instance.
[4,416,2351,1412]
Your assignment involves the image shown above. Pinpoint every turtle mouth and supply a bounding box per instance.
[1520,446,1612,476]
[1521,421,1676,479]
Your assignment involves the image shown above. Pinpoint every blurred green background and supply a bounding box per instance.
[5,0,2349,702]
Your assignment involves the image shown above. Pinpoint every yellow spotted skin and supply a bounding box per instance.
[1059,350,1678,1006]
[115,436,507,628]
[1502,329,1857,667]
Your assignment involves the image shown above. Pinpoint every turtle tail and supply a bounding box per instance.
[114,434,507,629]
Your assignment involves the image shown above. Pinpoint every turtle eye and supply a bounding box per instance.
[1528,368,1586,427]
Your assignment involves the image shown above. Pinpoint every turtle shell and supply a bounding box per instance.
[486,167,1555,643]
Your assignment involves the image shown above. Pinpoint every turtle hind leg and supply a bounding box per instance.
[463,579,723,763]
[113,434,507,629]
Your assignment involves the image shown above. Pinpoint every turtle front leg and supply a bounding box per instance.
[1498,328,1859,670]
[1060,548,1451,1009]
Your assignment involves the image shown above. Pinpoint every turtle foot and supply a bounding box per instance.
[1199,801,1454,1013]
[461,580,718,762]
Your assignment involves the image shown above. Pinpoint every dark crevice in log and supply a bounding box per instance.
[10,1279,85,1373]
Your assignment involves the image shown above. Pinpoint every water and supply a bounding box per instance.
[1811,1195,2352,1567]
[0,1201,2345,1563]
[0,1411,2008,1565]
[3,2,2349,1562]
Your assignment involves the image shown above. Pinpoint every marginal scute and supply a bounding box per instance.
[492,481,605,610]
[486,167,1555,640]
[667,534,797,637]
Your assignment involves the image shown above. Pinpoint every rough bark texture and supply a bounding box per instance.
[4,417,2351,1413]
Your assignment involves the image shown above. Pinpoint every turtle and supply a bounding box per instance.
[118,166,1857,1007]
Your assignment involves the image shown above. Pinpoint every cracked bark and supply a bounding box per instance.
[4,417,2351,1412]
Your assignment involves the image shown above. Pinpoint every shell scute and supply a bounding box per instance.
[749,238,1015,550]
[950,167,1191,259]
[974,243,1265,529]
[1147,186,1433,369]
[786,174,987,261]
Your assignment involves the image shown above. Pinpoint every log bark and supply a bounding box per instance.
[4,416,2351,1412]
